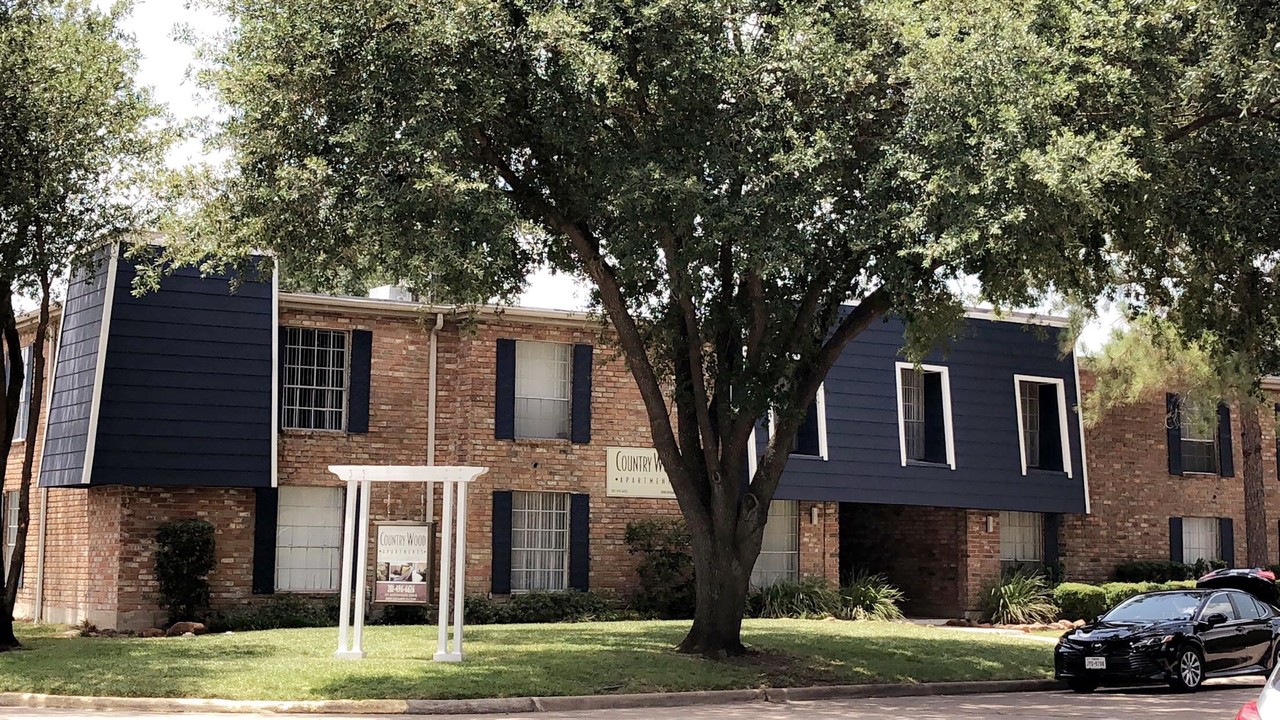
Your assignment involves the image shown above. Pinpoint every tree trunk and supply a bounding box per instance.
[0,275,50,651]
[1241,402,1268,567]
[677,517,757,658]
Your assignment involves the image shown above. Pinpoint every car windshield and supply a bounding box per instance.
[1101,592,1202,622]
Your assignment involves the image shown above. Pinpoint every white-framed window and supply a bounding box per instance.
[1013,375,1072,476]
[1182,517,1222,563]
[3,345,32,442]
[282,327,349,431]
[515,341,572,440]
[1000,511,1043,568]
[750,500,799,589]
[1179,398,1219,475]
[511,491,570,592]
[894,362,956,468]
[2,490,19,578]
[275,486,344,592]
[768,384,829,460]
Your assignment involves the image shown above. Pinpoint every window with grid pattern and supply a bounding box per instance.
[1180,398,1219,474]
[515,341,571,439]
[1000,511,1043,567]
[900,368,925,460]
[511,491,570,592]
[1182,517,1221,563]
[2,491,18,578]
[275,486,344,592]
[282,328,348,431]
[750,500,799,589]
[1019,381,1041,468]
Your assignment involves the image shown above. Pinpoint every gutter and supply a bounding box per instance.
[426,312,444,520]
[34,487,46,621]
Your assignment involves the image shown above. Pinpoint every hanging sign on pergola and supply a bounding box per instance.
[328,465,489,662]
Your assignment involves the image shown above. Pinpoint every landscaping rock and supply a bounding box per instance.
[944,619,973,627]
[1072,619,1086,627]
[182,632,195,637]
[59,629,81,638]
[165,622,207,637]
[140,628,165,638]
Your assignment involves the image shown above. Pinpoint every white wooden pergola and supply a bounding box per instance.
[327,465,489,662]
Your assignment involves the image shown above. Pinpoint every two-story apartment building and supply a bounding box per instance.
[3,247,1277,628]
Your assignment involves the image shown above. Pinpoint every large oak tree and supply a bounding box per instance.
[198,0,1231,654]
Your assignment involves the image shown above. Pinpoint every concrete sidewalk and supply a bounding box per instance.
[0,680,1063,715]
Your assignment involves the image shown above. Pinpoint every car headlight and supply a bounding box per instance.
[1132,635,1175,649]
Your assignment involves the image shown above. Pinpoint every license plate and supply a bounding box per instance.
[1085,657,1106,670]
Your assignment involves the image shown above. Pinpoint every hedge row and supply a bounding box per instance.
[1054,581,1196,621]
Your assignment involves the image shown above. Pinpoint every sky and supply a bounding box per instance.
[85,2,1119,351]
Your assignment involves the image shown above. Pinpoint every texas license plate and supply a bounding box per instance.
[1085,657,1106,670]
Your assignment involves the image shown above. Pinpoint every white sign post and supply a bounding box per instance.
[327,465,488,662]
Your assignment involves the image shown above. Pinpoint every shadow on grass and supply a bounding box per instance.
[0,620,1053,701]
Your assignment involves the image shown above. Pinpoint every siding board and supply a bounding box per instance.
[87,255,274,488]
[775,316,1087,513]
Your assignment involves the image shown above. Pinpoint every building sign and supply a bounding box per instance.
[374,524,433,604]
[607,447,676,499]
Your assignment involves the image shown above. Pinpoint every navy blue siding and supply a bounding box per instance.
[773,316,1088,514]
[40,257,111,488]
[88,255,273,488]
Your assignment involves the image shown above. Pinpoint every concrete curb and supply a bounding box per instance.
[0,680,1062,715]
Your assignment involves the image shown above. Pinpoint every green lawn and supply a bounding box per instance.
[0,620,1053,701]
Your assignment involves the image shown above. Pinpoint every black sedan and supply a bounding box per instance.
[1055,568,1280,693]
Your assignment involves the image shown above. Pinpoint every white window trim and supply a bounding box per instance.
[1012,374,1072,478]
[12,345,32,442]
[894,362,956,470]
[766,383,829,461]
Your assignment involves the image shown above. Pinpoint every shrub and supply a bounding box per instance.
[748,577,849,619]
[154,519,217,624]
[464,591,620,624]
[624,519,695,619]
[841,571,905,621]
[1054,580,1197,621]
[210,594,337,632]
[1053,583,1108,621]
[979,570,1058,625]
[1192,558,1228,577]
[1114,560,1194,583]
[373,604,436,626]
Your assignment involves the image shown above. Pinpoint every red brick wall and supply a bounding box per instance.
[1061,371,1280,583]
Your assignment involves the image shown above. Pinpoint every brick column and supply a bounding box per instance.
[961,509,1001,617]
[799,501,840,583]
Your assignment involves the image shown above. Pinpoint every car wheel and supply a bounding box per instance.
[1168,645,1205,692]
[1066,678,1098,694]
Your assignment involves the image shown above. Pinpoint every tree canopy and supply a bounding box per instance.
[195,0,1278,653]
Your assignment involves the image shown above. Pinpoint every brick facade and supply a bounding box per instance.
[8,298,1280,628]
[5,303,840,628]
[1061,372,1280,583]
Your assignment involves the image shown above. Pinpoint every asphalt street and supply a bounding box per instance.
[0,681,1266,720]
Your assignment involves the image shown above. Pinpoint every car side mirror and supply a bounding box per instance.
[1203,612,1228,627]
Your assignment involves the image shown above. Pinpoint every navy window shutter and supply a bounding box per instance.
[569,493,590,591]
[922,372,947,464]
[1169,517,1184,563]
[491,491,513,594]
[252,487,279,594]
[1167,394,1183,476]
[570,344,593,444]
[1043,513,1061,566]
[277,328,288,429]
[1274,404,1280,483]
[348,330,372,433]
[1039,384,1063,472]
[1217,403,1234,477]
[1219,517,1234,566]
[495,340,516,440]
